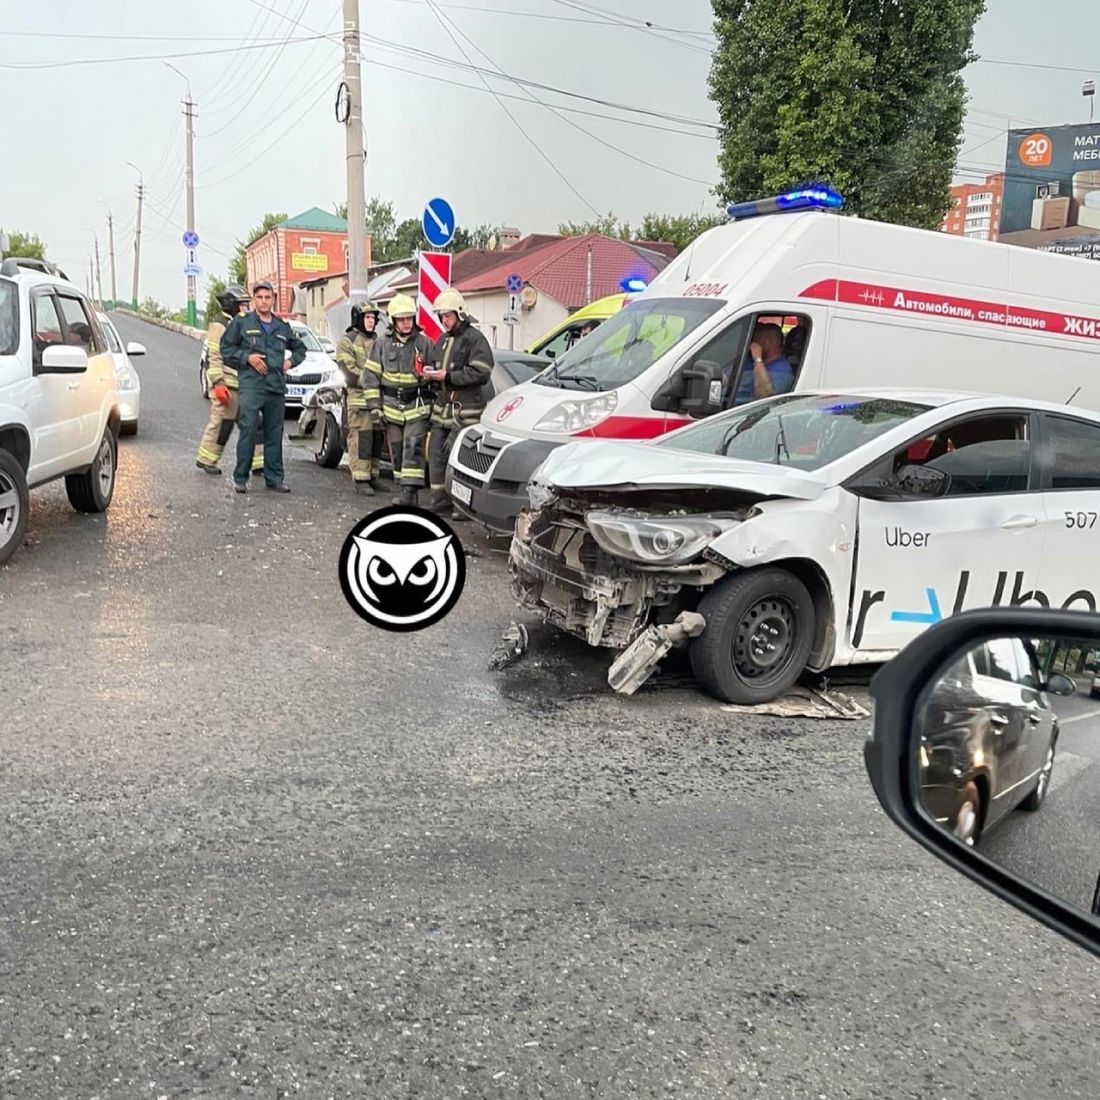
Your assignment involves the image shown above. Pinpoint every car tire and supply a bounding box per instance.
[65,429,117,514]
[1020,737,1056,812]
[0,449,30,566]
[315,411,344,468]
[689,567,816,704]
[953,780,983,846]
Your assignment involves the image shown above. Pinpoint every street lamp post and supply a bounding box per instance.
[127,161,144,311]
[165,62,198,327]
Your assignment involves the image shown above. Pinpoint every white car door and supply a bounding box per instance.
[1035,411,1100,612]
[55,292,111,454]
[846,409,1047,653]
[26,288,81,479]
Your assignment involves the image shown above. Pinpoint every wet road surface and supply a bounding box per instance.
[1,315,1097,1098]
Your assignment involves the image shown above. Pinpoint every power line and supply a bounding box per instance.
[197,72,337,189]
[976,57,1099,76]
[423,0,601,215]
[201,0,287,107]
[548,0,712,54]
[0,34,327,70]
[429,3,715,187]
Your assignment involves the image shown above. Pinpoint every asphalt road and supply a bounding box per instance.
[1,314,1097,1099]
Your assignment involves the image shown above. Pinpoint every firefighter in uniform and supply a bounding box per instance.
[195,285,263,476]
[336,302,384,495]
[365,294,434,507]
[423,288,494,514]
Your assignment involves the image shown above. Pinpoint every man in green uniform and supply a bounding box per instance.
[220,281,306,493]
[336,302,383,495]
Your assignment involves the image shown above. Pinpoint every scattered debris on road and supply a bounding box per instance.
[488,621,529,671]
[607,611,707,696]
[721,687,870,721]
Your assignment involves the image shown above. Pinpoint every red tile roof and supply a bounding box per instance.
[454,234,668,309]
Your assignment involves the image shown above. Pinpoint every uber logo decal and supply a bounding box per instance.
[852,570,1100,649]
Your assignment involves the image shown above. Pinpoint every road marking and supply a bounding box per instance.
[1049,750,1091,795]
[1057,706,1100,727]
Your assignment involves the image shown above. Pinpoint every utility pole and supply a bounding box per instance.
[342,0,368,307]
[105,207,117,307]
[184,95,197,327]
[93,236,103,308]
[128,162,144,310]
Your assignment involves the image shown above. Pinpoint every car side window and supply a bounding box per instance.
[102,320,122,354]
[981,639,1021,683]
[31,292,65,367]
[1038,414,1100,490]
[56,294,104,356]
[716,313,811,413]
[887,414,1032,497]
[540,323,588,361]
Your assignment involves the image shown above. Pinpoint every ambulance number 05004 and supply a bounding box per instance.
[1065,511,1098,529]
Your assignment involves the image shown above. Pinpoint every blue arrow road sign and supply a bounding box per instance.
[182,230,199,249]
[505,272,523,294]
[422,197,455,248]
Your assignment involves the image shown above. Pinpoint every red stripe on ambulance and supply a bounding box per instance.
[799,278,1100,341]
[573,415,693,440]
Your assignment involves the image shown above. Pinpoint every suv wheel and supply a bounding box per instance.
[689,567,815,704]
[0,450,30,566]
[65,429,117,513]
[314,411,345,468]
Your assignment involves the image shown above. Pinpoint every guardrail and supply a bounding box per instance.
[112,306,205,341]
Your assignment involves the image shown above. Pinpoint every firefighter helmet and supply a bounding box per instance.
[433,288,467,319]
[387,293,417,320]
[217,284,250,316]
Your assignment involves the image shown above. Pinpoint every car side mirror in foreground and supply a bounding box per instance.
[39,344,89,374]
[865,609,1100,956]
[126,341,146,357]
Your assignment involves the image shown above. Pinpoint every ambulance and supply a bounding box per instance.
[526,293,630,360]
[446,187,1100,534]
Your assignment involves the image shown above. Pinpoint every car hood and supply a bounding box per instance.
[534,440,830,500]
[288,352,335,376]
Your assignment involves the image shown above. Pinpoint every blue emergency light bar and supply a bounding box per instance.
[620,277,648,293]
[727,186,845,221]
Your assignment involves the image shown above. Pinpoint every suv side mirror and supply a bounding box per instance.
[865,609,1100,957]
[126,341,146,357]
[39,344,89,374]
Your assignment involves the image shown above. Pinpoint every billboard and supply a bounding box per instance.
[1001,123,1100,260]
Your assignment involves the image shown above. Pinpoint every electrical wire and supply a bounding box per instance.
[423,0,602,215]
[548,0,712,54]
[0,35,327,70]
[197,71,337,189]
[201,0,287,108]
[427,3,715,187]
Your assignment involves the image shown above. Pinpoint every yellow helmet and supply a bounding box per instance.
[387,293,417,320]
[433,288,467,318]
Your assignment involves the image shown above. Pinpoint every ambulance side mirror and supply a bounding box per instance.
[653,359,724,415]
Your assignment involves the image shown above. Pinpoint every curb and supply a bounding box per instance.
[112,306,205,341]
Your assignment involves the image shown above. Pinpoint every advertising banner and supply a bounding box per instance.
[1001,123,1100,260]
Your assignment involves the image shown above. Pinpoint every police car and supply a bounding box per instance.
[511,388,1100,704]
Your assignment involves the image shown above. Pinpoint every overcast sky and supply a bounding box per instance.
[2,0,1096,307]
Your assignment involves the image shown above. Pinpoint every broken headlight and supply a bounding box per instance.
[533,392,618,433]
[585,511,739,566]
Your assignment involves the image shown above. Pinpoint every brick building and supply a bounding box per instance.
[942,173,1005,241]
[244,207,370,315]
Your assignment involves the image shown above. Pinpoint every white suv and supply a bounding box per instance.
[0,258,121,565]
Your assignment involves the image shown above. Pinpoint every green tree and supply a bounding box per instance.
[557,214,632,239]
[638,211,726,250]
[204,276,228,326]
[1,229,47,260]
[139,296,171,321]
[450,223,498,251]
[230,212,287,284]
[709,0,984,229]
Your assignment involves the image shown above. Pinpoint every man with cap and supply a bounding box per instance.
[195,284,263,476]
[220,281,307,493]
[422,288,493,514]
[364,294,435,507]
[336,302,384,495]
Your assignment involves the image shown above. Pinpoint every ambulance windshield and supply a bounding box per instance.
[535,297,723,392]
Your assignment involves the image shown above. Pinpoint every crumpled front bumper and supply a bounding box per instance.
[509,507,722,649]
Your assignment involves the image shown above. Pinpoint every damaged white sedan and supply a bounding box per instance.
[510,389,1100,703]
